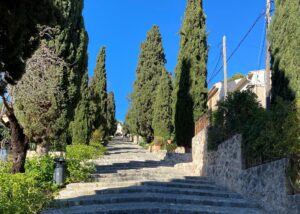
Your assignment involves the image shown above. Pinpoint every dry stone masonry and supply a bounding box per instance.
[192,129,300,214]
[43,138,266,214]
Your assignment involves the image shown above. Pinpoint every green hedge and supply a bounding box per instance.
[0,143,106,213]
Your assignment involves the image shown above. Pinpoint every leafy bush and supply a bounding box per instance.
[208,91,300,168]
[208,91,262,150]
[25,156,55,189]
[166,143,178,153]
[65,144,105,183]
[0,172,52,214]
[138,137,149,149]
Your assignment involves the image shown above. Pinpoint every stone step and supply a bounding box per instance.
[94,185,243,199]
[54,192,260,209]
[144,181,227,191]
[43,202,265,214]
[91,176,215,184]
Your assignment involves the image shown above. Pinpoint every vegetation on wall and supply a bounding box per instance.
[173,0,208,147]
[208,91,300,166]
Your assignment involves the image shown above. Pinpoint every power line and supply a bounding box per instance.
[208,47,222,83]
[208,11,265,84]
[257,22,266,69]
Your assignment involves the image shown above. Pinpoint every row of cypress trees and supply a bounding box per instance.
[11,0,117,151]
[125,0,208,147]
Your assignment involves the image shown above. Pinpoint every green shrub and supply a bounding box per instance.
[166,143,178,152]
[208,91,300,167]
[0,161,12,174]
[25,156,55,189]
[65,159,95,183]
[208,90,262,150]
[65,144,105,183]
[0,172,52,214]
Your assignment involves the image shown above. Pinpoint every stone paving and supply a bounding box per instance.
[43,138,267,214]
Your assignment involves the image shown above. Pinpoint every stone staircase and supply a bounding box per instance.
[43,138,266,214]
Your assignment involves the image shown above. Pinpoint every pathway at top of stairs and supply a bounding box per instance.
[43,138,267,214]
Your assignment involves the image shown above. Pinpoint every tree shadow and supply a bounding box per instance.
[271,48,296,103]
[44,177,264,214]
[175,58,194,147]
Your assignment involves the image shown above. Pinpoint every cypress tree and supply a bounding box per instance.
[152,70,173,140]
[173,0,208,147]
[0,0,62,173]
[90,47,108,136]
[107,92,117,136]
[15,0,87,150]
[269,0,300,102]
[130,26,166,142]
[70,72,91,145]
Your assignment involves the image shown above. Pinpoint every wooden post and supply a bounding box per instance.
[265,0,271,108]
[223,36,228,98]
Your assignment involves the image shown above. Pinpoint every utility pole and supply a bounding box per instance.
[223,35,228,98]
[265,0,272,108]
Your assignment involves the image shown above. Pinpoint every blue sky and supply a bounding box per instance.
[83,0,266,122]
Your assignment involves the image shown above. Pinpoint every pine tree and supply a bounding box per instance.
[152,70,173,140]
[90,47,108,137]
[173,0,208,147]
[107,92,117,136]
[269,0,300,102]
[130,26,167,142]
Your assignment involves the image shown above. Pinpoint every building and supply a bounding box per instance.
[115,122,123,136]
[207,70,266,111]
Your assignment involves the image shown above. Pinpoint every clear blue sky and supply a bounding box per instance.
[83,0,266,122]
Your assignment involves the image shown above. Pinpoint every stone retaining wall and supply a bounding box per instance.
[192,129,299,214]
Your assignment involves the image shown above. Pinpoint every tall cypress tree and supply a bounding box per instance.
[70,71,91,145]
[90,47,108,136]
[107,92,117,136]
[269,0,300,102]
[152,70,173,140]
[130,26,166,142]
[173,0,208,147]
[13,0,89,148]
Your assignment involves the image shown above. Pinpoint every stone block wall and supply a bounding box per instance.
[192,129,299,214]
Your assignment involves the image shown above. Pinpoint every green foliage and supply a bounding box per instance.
[90,47,108,137]
[90,129,106,145]
[129,26,167,142]
[166,143,178,153]
[152,70,173,140]
[25,156,55,189]
[13,45,69,148]
[228,73,244,82]
[65,144,105,183]
[70,72,91,145]
[0,173,53,214]
[123,106,138,135]
[0,0,61,81]
[208,91,262,150]
[269,0,300,102]
[173,0,208,147]
[106,92,117,136]
[208,91,300,163]
[11,0,89,149]
[0,158,56,214]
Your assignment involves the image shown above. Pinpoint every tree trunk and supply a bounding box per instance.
[8,112,28,173]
